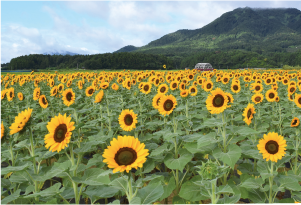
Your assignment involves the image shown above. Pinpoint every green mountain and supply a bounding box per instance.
[115,7,301,59]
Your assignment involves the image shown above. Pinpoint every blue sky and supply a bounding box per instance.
[1,1,301,63]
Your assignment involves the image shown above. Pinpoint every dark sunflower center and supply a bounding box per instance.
[290,87,295,93]
[265,140,279,154]
[255,96,261,102]
[233,85,238,90]
[160,87,166,93]
[144,85,149,91]
[292,119,297,125]
[124,114,133,126]
[42,97,47,105]
[284,80,288,83]
[114,147,137,166]
[66,92,72,101]
[298,97,301,104]
[207,84,212,89]
[128,82,131,87]
[255,86,260,91]
[10,92,13,97]
[163,99,174,111]
[269,93,275,99]
[156,98,161,106]
[59,86,62,91]
[191,88,196,93]
[156,79,159,84]
[172,83,177,88]
[267,79,271,83]
[54,124,67,142]
[224,78,228,83]
[189,75,193,79]
[247,109,252,119]
[88,89,93,95]
[213,94,224,107]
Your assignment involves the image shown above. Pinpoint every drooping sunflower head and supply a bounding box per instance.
[206,88,228,114]
[180,89,189,98]
[100,82,110,90]
[112,83,119,91]
[158,94,177,116]
[242,103,256,126]
[118,109,138,132]
[102,135,149,173]
[62,88,75,107]
[44,113,75,153]
[18,92,24,101]
[39,95,48,109]
[257,132,287,162]
[291,117,300,127]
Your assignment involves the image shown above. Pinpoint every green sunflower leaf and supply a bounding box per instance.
[164,148,192,172]
[212,144,241,169]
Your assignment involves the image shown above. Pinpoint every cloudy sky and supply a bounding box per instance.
[1,1,301,63]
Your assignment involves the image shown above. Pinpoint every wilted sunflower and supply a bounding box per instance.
[141,82,152,94]
[294,93,301,108]
[33,87,41,101]
[118,109,138,131]
[158,95,177,116]
[152,93,165,109]
[18,92,24,101]
[206,88,228,114]
[251,93,264,104]
[257,132,287,162]
[291,117,300,127]
[112,83,119,91]
[44,113,75,153]
[102,135,149,173]
[94,90,104,103]
[85,85,95,97]
[9,108,33,135]
[242,103,256,126]
[62,88,75,107]
[265,89,278,102]
[158,84,168,94]
[1,122,4,139]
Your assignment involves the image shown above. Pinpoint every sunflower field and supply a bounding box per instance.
[1,69,301,204]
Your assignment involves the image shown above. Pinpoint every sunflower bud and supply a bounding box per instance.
[195,160,218,180]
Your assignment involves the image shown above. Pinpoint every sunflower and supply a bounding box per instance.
[265,89,278,102]
[62,88,75,107]
[66,79,72,87]
[85,85,95,97]
[50,86,58,96]
[102,135,149,173]
[1,122,4,139]
[157,84,168,94]
[294,93,301,108]
[180,89,189,98]
[251,93,264,104]
[77,81,83,90]
[225,92,234,106]
[288,85,296,95]
[18,92,24,101]
[9,108,33,135]
[39,95,48,109]
[275,96,280,102]
[251,83,263,93]
[112,83,119,91]
[206,88,228,114]
[291,117,300,127]
[189,85,198,96]
[179,82,186,91]
[257,132,287,162]
[242,103,256,126]
[44,113,75,153]
[33,87,41,101]
[94,90,104,103]
[1,90,6,100]
[7,87,15,102]
[203,80,214,92]
[118,109,138,132]
[221,75,230,84]
[152,93,165,109]
[170,81,178,91]
[100,82,110,90]
[231,83,241,93]
[158,95,177,116]
[141,82,152,94]
[58,83,64,93]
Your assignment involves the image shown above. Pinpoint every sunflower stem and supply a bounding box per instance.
[29,126,39,202]
[127,172,134,202]
[268,161,274,203]
[9,138,15,167]
[211,179,217,204]
[295,134,299,175]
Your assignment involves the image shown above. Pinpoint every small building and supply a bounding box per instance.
[194,63,213,71]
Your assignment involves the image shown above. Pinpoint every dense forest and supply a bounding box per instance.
[5,53,174,71]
